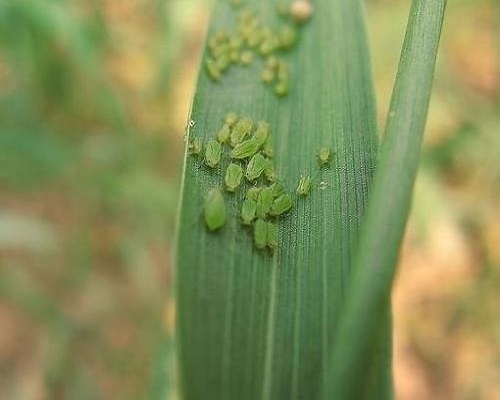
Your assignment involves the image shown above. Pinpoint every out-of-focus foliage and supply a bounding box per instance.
[367,0,499,399]
[0,0,207,399]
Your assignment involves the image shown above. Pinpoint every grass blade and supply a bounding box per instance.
[175,0,386,399]
[322,0,447,399]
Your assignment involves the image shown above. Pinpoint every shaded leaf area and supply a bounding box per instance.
[176,1,389,399]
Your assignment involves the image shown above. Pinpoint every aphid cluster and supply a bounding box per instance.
[206,4,313,96]
[191,114,294,252]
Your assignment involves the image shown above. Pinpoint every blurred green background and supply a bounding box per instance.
[0,0,498,399]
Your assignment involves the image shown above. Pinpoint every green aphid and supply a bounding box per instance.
[260,27,273,40]
[247,31,262,48]
[231,138,261,159]
[225,112,238,127]
[279,25,298,49]
[262,139,274,158]
[229,36,243,50]
[260,68,275,84]
[205,139,222,168]
[225,163,244,192]
[318,147,332,167]
[259,38,278,56]
[229,50,240,63]
[256,186,273,219]
[240,50,254,65]
[254,121,270,146]
[204,188,226,231]
[246,153,267,181]
[266,222,278,250]
[188,137,203,155]
[266,56,279,70]
[253,219,267,250]
[206,59,221,81]
[264,166,278,182]
[270,193,293,217]
[230,117,254,147]
[241,198,257,225]
[216,55,231,72]
[275,81,289,97]
[213,43,230,59]
[297,175,312,196]
[246,186,262,201]
[238,26,253,42]
[270,181,285,198]
[217,124,231,144]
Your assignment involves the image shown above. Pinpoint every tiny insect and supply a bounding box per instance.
[216,55,231,72]
[318,147,332,167]
[259,38,278,56]
[205,139,222,168]
[246,153,267,181]
[241,198,257,225]
[225,112,238,127]
[206,59,221,81]
[266,56,279,70]
[240,50,254,65]
[256,186,273,219]
[270,193,293,217]
[254,121,270,146]
[230,117,254,147]
[297,175,312,196]
[264,165,278,182]
[225,163,244,192]
[260,68,275,84]
[291,0,314,24]
[262,139,274,158]
[266,222,278,250]
[217,124,231,143]
[269,181,285,198]
[204,188,226,231]
[253,219,267,250]
[246,186,262,201]
[231,138,261,159]
[229,36,243,50]
[279,25,297,49]
[229,50,240,63]
[247,32,262,49]
[275,81,289,97]
[188,137,203,155]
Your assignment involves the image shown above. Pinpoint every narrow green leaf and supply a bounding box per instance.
[175,0,384,399]
[322,1,447,399]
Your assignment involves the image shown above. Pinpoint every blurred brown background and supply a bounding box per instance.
[0,0,498,399]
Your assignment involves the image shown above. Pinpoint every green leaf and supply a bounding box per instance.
[322,0,447,399]
[175,0,387,399]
